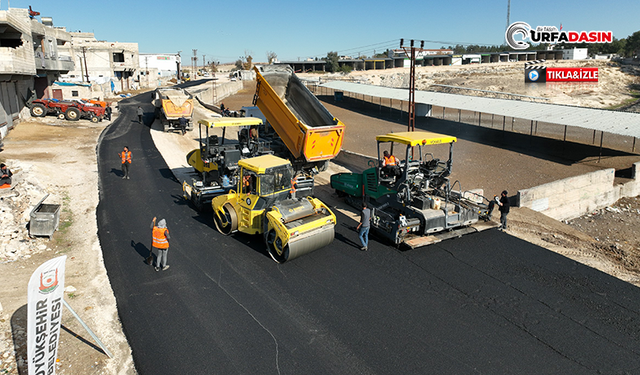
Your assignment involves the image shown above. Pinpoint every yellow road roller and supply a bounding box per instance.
[211,154,336,263]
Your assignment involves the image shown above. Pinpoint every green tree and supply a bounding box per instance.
[338,65,352,74]
[373,49,390,58]
[625,31,640,57]
[234,59,243,70]
[325,51,339,72]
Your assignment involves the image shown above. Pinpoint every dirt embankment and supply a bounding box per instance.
[313,60,640,109]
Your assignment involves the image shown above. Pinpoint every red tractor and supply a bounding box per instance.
[29,99,105,123]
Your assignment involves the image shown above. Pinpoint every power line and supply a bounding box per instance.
[304,38,500,60]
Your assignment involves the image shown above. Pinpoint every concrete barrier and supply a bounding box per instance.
[518,162,640,221]
[187,81,243,106]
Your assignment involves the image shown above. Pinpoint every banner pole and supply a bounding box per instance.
[62,299,113,358]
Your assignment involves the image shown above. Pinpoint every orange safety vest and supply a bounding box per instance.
[384,155,397,166]
[121,151,132,164]
[152,226,169,249]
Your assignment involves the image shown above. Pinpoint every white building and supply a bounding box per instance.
[58,32,139,92]
[139,53,180,78]
[562,48,588,60]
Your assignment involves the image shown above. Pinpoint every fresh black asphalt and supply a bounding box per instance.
[97,93,640,374]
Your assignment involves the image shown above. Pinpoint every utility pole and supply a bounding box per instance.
[505,0,511,44]
[82,46,89,82]
[192,49,197,79]
[202,54,206,72]
[176,51,181,81]
[400,39,423,132]
[78,54,85,83]
[145,56,149,88]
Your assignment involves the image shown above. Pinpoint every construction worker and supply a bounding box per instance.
[136,106,143,123]
[242,174,255,194]
[0,163,12,187]
[496,190,510,230]
[118,146,132,179]
[179,116,188,135]
[381,150,400,178]
[151,217,170,271]
[356,202,371,251]
[105,105,112,121]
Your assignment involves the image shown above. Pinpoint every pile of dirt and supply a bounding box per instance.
[339,60,639,109]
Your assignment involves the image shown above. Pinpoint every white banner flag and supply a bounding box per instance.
[27,255,67,375]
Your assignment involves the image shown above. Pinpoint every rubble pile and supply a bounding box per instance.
[0,161,57,263]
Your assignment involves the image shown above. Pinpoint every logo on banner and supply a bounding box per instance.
[39,269,60,294]
[506,22,613,50]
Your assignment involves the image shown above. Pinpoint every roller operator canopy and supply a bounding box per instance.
[238,154,292,174]
[198,117,263,128]
[376,131,457,146]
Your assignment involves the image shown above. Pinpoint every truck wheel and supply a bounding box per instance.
[57,113,66,120]
[214,203,237,235]
[30,104,47,117]
[90,115,99,123]
[65,107,81,121]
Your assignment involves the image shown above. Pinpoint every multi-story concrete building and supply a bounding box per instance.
[59,32,139,93]
[0,7,74,138]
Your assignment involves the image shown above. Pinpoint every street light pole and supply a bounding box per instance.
[176,51,182,82]
[82,46,89,82]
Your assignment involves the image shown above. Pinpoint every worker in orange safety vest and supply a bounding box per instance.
[118,146,132,179]
[381,150,400,178]
[151,217,171,271]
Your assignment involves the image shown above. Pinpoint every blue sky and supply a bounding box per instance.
[10,0,640,63]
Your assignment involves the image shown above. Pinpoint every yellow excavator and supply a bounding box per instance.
[212,154,336,263]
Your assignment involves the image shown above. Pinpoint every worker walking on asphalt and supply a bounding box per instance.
[137,106,143,124]
[151,217,170,271]
[119,146,132,179]
[497,190,510,230]
[356,202,371,251]
[179,116,188,135]
[105,105,112,121]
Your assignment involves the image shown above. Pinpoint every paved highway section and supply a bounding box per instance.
[96,94,640,374]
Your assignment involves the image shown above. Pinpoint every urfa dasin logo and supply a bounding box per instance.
[39,268,60,294]
[506,22,612,50]
[525,61,598,83]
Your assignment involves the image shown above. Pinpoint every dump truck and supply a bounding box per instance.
[152,88,194,132]
[331,131,495,249]
[183,117,266,211]
[252,65,345,172]
[212,154,336,263]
